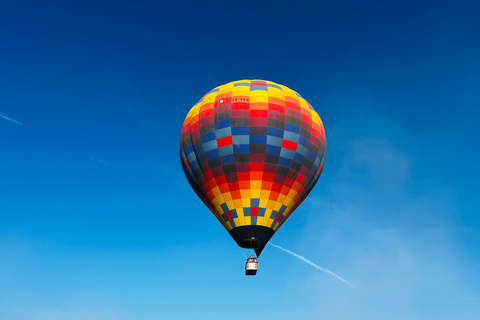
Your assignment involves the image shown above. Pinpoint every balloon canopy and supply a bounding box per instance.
[180,80,326,256]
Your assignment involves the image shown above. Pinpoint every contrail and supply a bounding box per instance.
[0,113,23,125]
[87,154,106,165]
[269,242,356,288]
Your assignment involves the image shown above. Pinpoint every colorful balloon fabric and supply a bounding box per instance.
[180,80,326,256]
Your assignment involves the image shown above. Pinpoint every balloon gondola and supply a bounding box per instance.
[245,256,258,276]
[180,80,326,275]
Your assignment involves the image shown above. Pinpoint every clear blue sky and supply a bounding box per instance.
[1,0,479,319]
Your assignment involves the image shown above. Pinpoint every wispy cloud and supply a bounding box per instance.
[0,113,23,125]
[87,154,106,165]
[269,242,356,288]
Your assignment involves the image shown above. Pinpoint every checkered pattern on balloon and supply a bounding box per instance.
[180,80,326,236]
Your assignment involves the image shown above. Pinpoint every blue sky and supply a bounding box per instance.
[1,0,479,319]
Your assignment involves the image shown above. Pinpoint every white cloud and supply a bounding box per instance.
[269,242,356,288]
[298,198,473,319]
[339,137,412,189]
[0,113,23,126]
[87,154,106,165]
[290,111,477,319]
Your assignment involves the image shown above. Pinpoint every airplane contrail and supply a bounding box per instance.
[87,154,106,165]
[269,242,356,288]
[0,113,23,125]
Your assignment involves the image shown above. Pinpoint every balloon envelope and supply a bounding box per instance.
[180,80,326,256]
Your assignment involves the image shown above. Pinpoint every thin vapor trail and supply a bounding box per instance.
[269,242,356,288]
[87,154,106,165]
[0,113,23,126]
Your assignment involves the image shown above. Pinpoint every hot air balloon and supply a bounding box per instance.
[180,80,326,273]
